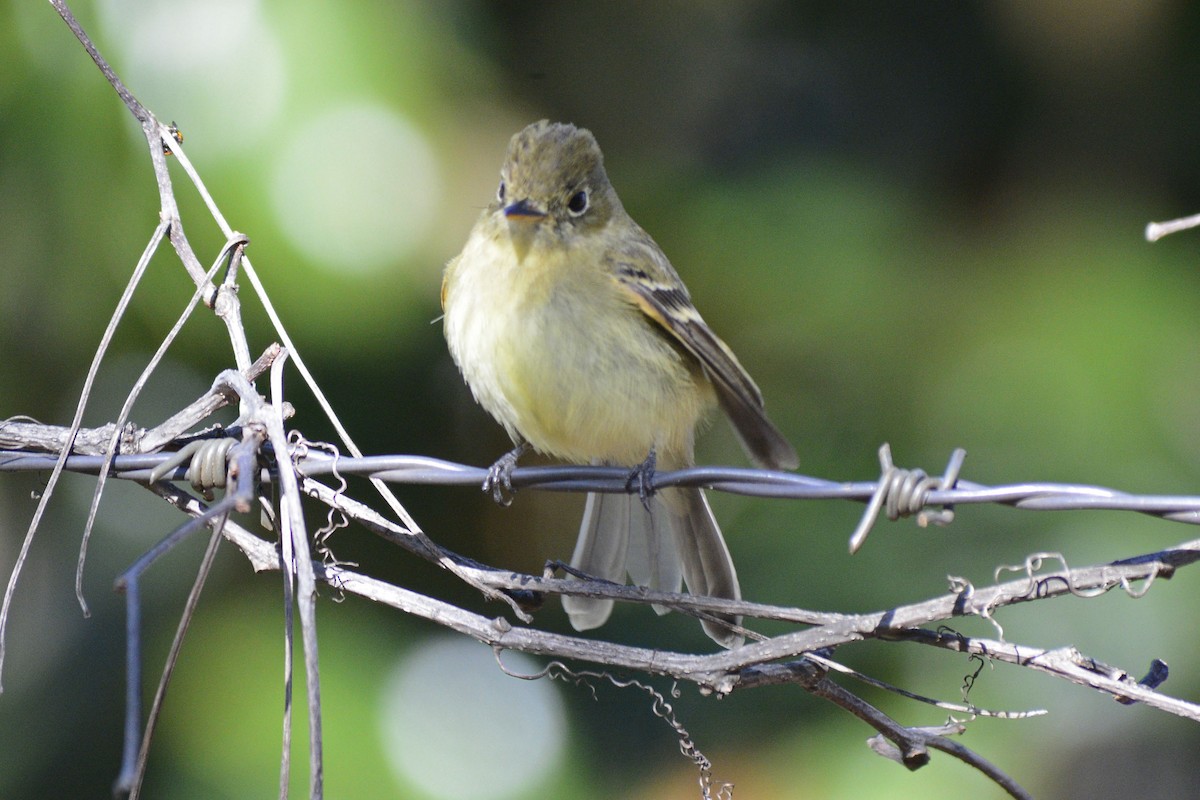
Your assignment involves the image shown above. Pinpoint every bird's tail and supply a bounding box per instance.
[563,487,743,648]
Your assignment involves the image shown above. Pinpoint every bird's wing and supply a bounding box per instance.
[609,242,799,470]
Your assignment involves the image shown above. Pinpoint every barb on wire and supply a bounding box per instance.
[149,437,239,500]
[848,444,965,554]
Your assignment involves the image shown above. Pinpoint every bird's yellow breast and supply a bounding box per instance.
[443,221,712,466]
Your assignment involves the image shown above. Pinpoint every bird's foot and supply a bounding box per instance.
[626,447,657,512]
[483,442,527,506]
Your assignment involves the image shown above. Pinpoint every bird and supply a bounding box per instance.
[442,120,797,647]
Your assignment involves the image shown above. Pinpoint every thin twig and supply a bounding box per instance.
[1146,211,1200,242]
[0,346,280,459]
[112,491,241,798]
[266,352,324,799]
[120,512,229,800]
[120,426,265,800]
[0,218,167,690]
[902,628,1200,720]
[77,241,231,617]
[165,137,422,538]
[138,343,282,453]
[209,235,255,373]
[48,0,147,121]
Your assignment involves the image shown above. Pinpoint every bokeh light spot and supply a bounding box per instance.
[93,0,286,155]
[378,636,566,800]
[270,104,441,275]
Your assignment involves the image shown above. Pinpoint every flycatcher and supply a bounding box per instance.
[442,120,797,648]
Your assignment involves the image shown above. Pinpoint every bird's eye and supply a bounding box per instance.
[567,189,589,216]
[497,180,506,203]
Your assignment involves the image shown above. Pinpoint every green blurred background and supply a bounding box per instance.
[4,1,1200,797]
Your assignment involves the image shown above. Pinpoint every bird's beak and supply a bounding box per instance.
[503,199,547,220]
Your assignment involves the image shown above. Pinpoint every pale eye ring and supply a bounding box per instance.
[497,180,506,203]
[567,188,588,216]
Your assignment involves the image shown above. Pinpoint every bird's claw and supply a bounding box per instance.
[626,448,657,512]
[482,443,526,506]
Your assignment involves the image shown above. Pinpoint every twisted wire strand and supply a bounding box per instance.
[3,445,1200,535]
[147,438,238,500]
[290,432,354,580]
[497,654,732,800]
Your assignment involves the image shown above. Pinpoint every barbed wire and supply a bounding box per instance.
[1,444,1194,511]
[2,438,1198,554]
